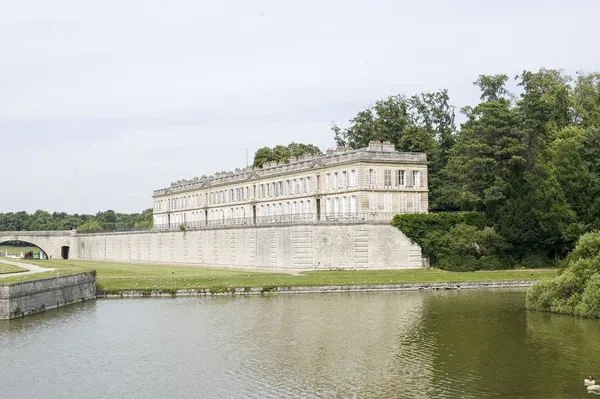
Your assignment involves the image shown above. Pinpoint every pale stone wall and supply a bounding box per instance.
[0,272,96,319]
[0,224,424,270]
[75,224,422,270]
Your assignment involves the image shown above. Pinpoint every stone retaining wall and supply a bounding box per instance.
[76,224,423,270]
[98,280,535,298]
[0,272,96,319]
[2,224,425,270]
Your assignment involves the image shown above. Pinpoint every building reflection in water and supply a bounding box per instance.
[225,292,432,398]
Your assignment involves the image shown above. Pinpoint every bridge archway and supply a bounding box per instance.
[0,240,49,260]
[0,231,76,261]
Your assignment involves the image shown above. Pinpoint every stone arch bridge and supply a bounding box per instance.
[0,231,77,260]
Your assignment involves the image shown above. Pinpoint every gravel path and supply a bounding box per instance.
[0,258,55,279]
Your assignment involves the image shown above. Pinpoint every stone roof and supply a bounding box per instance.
[153,141,427,196]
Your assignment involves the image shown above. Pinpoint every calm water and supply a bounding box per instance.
[1,290,600,398]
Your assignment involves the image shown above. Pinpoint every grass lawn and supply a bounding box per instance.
[2,259,559,292]
[0,263,28,275]
[0,245,41,255]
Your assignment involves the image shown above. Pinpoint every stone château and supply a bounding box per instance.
[2,143,429,269]
[152,141,429,229]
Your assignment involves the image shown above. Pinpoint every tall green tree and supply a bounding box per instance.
[331,90,456,210]
[445,97,524,213]
[332,95,410,149]
[496,166,581,258]
[516,69,573,167]
[544,126,600,230]
[474,74,510,102]
[573,72,600,128]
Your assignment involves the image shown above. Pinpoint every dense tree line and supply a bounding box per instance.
[0,209,153,233]
[334,68,600,266]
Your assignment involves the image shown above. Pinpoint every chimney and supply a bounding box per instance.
[368,140,382,151]
[381,141,395,152]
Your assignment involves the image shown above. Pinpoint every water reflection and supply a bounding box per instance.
[525,310,600,397]
[418,289,600,398]
[222,293,430,398]
[0,291,599,398]
[0,301,97,334]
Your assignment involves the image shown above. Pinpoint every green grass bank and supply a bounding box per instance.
[0,263,28,275]
[4,259,558,293]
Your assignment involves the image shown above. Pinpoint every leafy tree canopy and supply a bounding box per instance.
[0,209,153,232]
[253,142,322,168]
[364,68,600,270]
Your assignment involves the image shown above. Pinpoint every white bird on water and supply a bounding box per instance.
[586,376,596,386]
[585,376,600,393]
[589,385,600,393]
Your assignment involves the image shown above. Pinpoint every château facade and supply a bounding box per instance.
[152,141,428,229]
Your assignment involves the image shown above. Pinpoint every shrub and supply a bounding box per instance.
[555,269,587,298]
[526,231,600,318]
[567,257,600,281]
[549,270,587,314]
[526,280,558,311]
[576,275,600,318]
[567,231,600,262]
[392,213,486,251]
[438,254,478,272]
[432,223,512,272]
[391,213,509,270]
[477,255,514,271]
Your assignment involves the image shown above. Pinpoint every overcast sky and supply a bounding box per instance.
[1,0,599,214]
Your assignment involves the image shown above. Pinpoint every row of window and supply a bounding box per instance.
[154,178,315,212]
[207,208,246,221]
[370,169,423,187]
[156,192,424,226]
[157,200,313,224]
[155,195,203,212]
[258,200,312,216]
[155,214,172,225]
[325,196,358,214]
[155,168,425,212]
[369,193,422,213]
[210,187,250,205]
[257,177,313,199]
[326,170,357,189]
